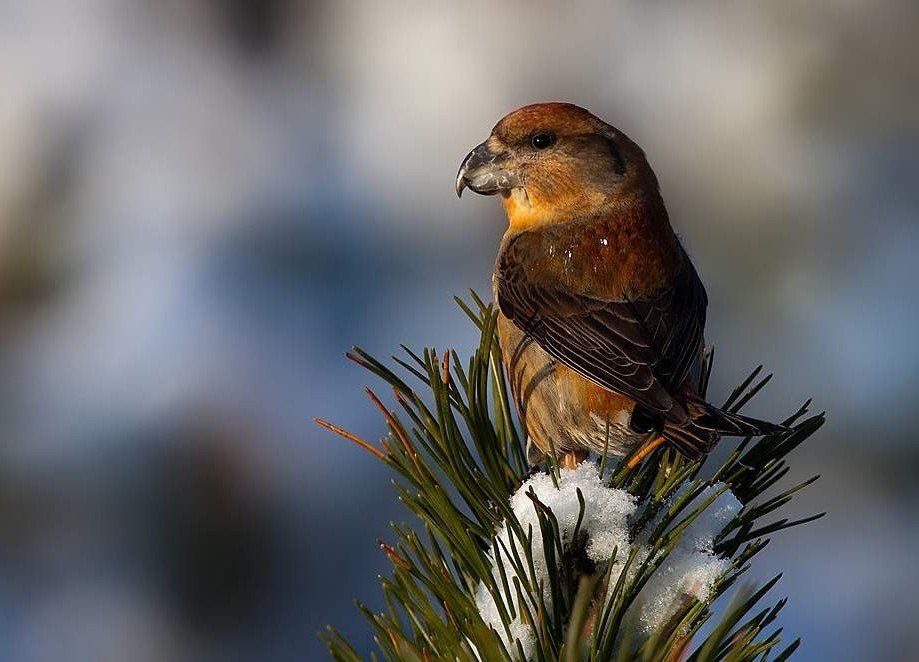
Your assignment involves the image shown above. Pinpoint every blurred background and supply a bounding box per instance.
[0,1,916,660]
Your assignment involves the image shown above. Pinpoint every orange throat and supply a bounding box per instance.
[501,187,615,232]
[501,188,564,231]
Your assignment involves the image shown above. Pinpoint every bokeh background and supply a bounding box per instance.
[0,1,917,660]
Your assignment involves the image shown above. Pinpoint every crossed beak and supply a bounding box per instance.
[455,140,521,198]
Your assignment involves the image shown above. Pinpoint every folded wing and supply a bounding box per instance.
[496,230,708,425]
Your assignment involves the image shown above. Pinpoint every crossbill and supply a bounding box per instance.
[456,103,785,467]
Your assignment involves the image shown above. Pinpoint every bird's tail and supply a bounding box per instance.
[661,395,788,460]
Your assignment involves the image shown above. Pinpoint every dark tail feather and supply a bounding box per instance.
[661,420,718,460]
[662,399,789,460]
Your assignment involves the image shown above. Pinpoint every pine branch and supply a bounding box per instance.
[318,296,823,661]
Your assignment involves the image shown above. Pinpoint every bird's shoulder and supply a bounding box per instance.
[495,207,684,301]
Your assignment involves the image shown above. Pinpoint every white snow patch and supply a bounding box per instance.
[474,466,740,658]
[634,486,740,634]
[475,464,635,659]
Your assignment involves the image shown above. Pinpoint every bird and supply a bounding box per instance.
[455,102,786,469]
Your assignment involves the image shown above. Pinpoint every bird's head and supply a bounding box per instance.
[455,103,658,230]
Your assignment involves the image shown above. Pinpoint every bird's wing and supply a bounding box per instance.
[496,232,707,422]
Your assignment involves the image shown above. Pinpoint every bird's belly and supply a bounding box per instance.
[497,314,644,458]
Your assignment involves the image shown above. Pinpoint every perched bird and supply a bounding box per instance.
[455,103,785,468]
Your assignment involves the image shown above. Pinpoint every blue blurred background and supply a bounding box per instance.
[0,1,916,660]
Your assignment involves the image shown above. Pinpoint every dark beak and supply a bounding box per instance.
[455,140,520,198]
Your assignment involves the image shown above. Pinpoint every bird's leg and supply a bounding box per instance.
[625,434,666,469]
[560,449,589,470]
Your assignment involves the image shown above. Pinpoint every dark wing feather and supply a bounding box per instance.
[496,233,707,424]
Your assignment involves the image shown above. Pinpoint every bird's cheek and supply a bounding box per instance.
[521,172,565,208]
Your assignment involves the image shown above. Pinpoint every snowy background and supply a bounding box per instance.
[0,1,917,660]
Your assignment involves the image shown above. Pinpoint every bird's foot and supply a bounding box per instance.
[560,449,589,470]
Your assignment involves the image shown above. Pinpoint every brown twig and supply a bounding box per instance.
[365,387,420,470]
[314,417,384,459]
[441,349,451,385]
[625,434,666,469]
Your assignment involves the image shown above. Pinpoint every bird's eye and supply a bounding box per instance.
[530,132,555,150]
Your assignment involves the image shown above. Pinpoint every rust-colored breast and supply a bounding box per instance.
[503,200,682,301]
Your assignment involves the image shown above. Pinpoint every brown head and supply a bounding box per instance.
[455,103,660,230]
